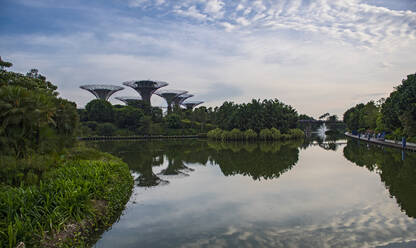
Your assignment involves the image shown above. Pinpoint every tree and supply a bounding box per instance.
[0,68,79,157]
[114,106,144,131]
[85,99,114,123]
[0,56,13,70]
[381,73,416,137]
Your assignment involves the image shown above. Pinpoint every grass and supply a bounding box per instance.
[0,148,133,248]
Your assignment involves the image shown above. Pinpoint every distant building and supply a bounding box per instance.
[122,80,168,106]
[80,84,124,101]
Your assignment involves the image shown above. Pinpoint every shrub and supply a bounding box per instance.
[288,128,305,139]
[221,130,231,141]
[96,123,117,136]
[244,129,258,140]
[270,128,281,140]
[229,128,243,140]
[259,128,273,140]
[207,128,223,140]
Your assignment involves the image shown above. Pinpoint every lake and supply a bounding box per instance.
[87,137,416,248]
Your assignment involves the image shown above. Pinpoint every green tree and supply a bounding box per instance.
[114,106,144,131]
[85,99,114,123]
[381,73,416,137]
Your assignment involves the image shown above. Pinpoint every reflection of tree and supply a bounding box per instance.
[88,140,165,187]
[208,140,301,181]
[87,139,302,186]
[343,140,416,218]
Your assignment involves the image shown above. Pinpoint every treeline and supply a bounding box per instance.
[207,128,305,141]
[343,73,416,142]
[0,59,133,247]
[79,98,302,137]
[78,99,216,136]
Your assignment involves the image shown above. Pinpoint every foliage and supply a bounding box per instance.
[114,106,144,130]
[381,74,416,137]
[244,129,258,140]
[208,128,304,141]
[0,70,78,157]
[259,128,273,140]
[96,123,117,136]
[207,128,223,140]
[165,114,182,129]
[343,101,379,131]
[344,73,416,141]
[0,148,133,248]
[85,99,114,123]
[213,99,298,132]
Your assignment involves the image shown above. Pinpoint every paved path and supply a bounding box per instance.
[345,133,416,152]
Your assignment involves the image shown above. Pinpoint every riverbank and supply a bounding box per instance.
[0,148,133,248]
[345,133,416,152]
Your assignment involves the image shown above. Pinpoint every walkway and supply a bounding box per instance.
[345,133,416,152]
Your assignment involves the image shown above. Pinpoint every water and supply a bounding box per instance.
[87,138,416,248]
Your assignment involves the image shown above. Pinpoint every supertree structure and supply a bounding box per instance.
[182,100,204,110]
[115,96,144,107]
[155,89,188,113]
[80,84,124,101]
[122,80,168,106]
[173,93,194,108]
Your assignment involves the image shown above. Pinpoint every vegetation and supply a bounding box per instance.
[207,127,304,141]
[1,148,132,247]
[0,60,133,247]
[343,73,416,142]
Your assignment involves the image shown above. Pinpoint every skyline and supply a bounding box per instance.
[1,0,416,118]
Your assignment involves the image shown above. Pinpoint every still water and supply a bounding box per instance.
[88,138,416,248]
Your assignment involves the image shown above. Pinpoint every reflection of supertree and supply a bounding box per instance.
[344,140,416,218]
[88,140,166,187]
[80,84,124,101]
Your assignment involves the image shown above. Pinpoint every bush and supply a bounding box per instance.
[244,129,257,140]
[221,130,231,141]
[259,128,273,140]
[96,123,117,136]
[207,128,223,140]
[270,128,281,140]
[229,128,243,140]
[288,128,305,139]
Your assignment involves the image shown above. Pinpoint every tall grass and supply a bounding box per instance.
[0,150,133,248]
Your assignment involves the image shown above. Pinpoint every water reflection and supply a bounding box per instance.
[343,139,416,218]
[208,140,301,180]
[90,139,303,183]
[88,139,416,248]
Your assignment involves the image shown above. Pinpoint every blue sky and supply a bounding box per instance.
[1,0,416,117]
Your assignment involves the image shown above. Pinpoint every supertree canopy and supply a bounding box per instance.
[173,93,194,107]
[122,80,168,106]
[80,84,124,101]
[115,96,144,107]
[182,100,204,110]
[155,89,188,113]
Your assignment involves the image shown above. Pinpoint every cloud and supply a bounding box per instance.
[1,0,416,117]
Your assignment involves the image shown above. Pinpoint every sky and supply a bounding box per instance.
[1,0,416,118]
